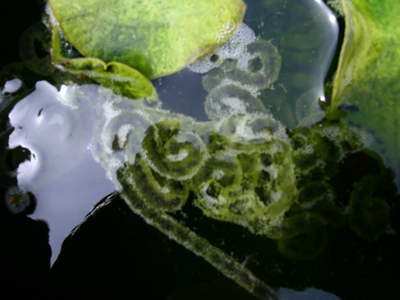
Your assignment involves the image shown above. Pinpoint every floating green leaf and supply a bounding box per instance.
[48,0,246,79]
[330,0,400,182]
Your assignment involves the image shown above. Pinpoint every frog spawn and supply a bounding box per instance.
[276,122,394,260]
[86,24,388,260]
[68,31,290,299]
[76,23,392,298]
[87,28,298,233]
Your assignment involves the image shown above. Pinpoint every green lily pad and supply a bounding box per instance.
[330,0,400,182]
[48,0,246,79]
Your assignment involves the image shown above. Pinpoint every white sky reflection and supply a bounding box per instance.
[8,81,114,264]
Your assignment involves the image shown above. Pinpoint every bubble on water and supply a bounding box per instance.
[4,186,35,214]
[326,0,344,16]
[188,23,257,74]
[215,20,237,44]
[44,3,58,28]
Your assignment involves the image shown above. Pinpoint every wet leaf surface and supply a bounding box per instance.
[331,0,400,186]
[48,0,246,79]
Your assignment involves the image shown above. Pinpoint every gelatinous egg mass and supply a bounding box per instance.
[8,0,340,269]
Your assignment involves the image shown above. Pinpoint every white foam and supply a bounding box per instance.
[188,23,257,74]
[215,20,237,44]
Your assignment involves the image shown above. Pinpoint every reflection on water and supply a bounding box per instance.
[278,287,340,300]
[8,81,114,264]
[245,0,338,128]
[2,1,384,299]
[160,0,339,128]
[2,78,22,94]
[5,0,340,267]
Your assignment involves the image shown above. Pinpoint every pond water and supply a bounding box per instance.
[1,1,398,300]
[7,0,338,266]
